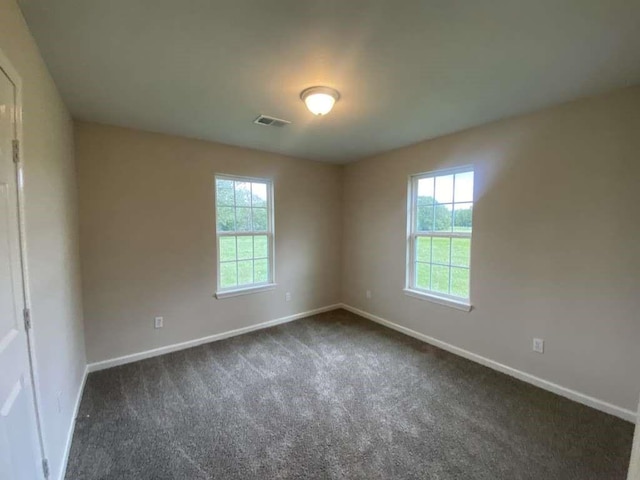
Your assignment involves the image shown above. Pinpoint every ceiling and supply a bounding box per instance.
[18,0,640,163]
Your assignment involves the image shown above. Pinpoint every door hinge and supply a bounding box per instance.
[12,139,20,164]
[42,458,50,479]
[23,308,31,330]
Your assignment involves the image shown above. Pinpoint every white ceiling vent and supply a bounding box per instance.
[254,115,291,127]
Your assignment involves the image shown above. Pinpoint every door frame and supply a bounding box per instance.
[0,45,48,476]
[629,395,640,480]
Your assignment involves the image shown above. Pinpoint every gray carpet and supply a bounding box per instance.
[65,309,634,479]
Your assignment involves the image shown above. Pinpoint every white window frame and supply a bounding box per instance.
[214,174,276,299]
[404,166,473,312]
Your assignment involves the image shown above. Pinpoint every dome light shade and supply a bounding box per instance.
[300,86,340,116]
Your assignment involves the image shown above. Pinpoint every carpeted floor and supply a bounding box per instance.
[65,309,634,479]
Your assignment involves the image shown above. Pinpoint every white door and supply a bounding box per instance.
[0,67,43,479]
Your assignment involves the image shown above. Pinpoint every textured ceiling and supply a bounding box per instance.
[18,0,640,162]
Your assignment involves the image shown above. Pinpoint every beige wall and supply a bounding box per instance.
[343,86,640,412]
[76,122,343,363]
[0,0,86,478]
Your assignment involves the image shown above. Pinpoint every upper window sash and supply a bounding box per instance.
[409,166,474,235]
[214,174,273,235]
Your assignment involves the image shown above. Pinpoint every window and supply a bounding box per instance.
[406,166,474,310]
[215,175,274,298]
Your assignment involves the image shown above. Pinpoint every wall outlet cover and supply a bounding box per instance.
[533,338,544,353]
[154,316,163,329]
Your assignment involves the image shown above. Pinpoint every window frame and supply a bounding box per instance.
[214,174,276,299]
[404,166,473,312]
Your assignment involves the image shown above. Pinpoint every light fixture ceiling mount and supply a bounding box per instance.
[300,86,340,116]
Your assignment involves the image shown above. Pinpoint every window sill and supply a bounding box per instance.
[403,288,472,312]
[215,283,277,299]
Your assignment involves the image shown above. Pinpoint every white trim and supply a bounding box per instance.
[403,288,472,312]
[87,304,342,372]
[215,283,277,299]
[412,165,475,179]
[340,303,637,423]
[214,173,273,184]
[58,366,88,480]
[627,396,640,480]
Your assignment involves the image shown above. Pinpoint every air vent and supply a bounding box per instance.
[254,115,291,127]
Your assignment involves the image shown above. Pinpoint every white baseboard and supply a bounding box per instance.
[58,364,89,480]
[87,304,342,373]
[340,303,637,423]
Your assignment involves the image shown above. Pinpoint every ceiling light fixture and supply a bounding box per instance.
[300,86,340,116]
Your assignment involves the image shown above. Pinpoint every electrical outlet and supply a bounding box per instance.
[533,338,544,353]
[366,290,372,299]
[154,316,163,329]
[56,392,62,414]
[285,292,291,302]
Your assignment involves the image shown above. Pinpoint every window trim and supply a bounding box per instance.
[214,174,276,298]
[405,165,473,311]
[403,288,472,312]
[214,283,277,299]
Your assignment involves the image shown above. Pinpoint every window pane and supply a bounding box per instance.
[237,236,253,260]
[238,260,253,285]
[236,207,251,231]
[415,262,431,289]
[251,183,268,207]
[254,235,268,258]
[417,177,435,205]
[435,174,454,204]
[434,204,453,231]
[417,206,434,231]
[216,178,234,190]
[453,203,473,232]
[219,236,236,262]
[432,237,451,265]
[454,171,474,203]
[431,265,450,294]
[451,238,471,267]
[217,207,235,232]
[451,267,470,298]
[254,259,268,283]
[216,179,235,206]
[220,262,237,288]
[252,208,268,231]
[416,237,431,262]
[235,181,252,206]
